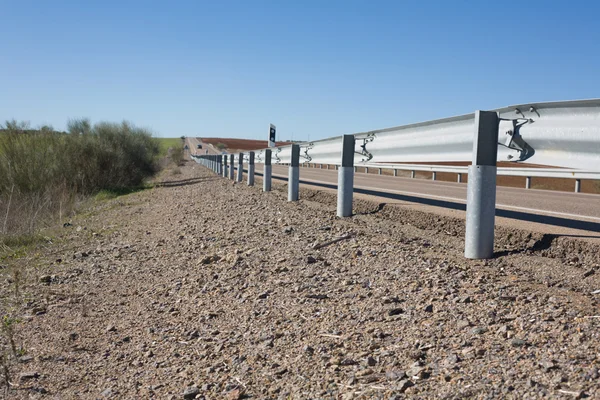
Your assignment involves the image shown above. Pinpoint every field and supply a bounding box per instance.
[155,137,183,157]
[200,137,290,153]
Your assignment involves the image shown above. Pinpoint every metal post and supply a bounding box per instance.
[229,154,234,180]
[394,169,398,177]
[525,176,531,189]
[223,155,228,177]
[288,144,300,201]
[320,164,323,169]
[432,172,437,181]
[337,135,354,217]
[378,168,382,175]
[237,153,243,182]
[264,149,272,192]
[457,173,462,183]
[365,167,369,174]
[248,152,255,186]
[218,155,222,175]
[465,110,499,260]
[411,170,415,178]
[575,179,581,193]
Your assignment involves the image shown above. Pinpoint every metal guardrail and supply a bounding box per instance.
[193,99,600,260]
[253,99,600,171]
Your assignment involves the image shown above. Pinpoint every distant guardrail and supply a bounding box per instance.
[192,99,600,260]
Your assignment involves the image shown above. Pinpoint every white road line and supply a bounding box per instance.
[271,173,600,223]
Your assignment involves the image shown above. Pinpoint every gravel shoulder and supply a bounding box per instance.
[2,160,600,399]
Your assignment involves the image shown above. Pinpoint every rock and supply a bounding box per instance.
[199,255,221,265]
[19,355,34,363]
[101,388,113,397]
[583,269,596,278]
[511,338,528,347]
[303,345,314,354]
[424,304,433,313]
[306,256,317,264]
[386,369,407,381]
[367,356,377,366]
[19,371,40,381]
[471,326,488,335]
[396,379,414,393]
[106,325,117,332]
[39,275,52,284]
[183,385,200,399]
[387,308,404,316]
[539,359,556,371]
[257,291,270,299]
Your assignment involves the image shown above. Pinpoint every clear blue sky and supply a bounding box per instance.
[1,1,599,140]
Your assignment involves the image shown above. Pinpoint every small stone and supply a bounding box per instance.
[39,275,52,284]
[424,304,433,313]
[101,388,113,397]
[472,326,488,335]
[183,385,200,399]
[539,359,556,371]
[303,345,314,354]
[387,308,404,316]
[19,371,40,381]
[396,379,414,393]
[106,325,117,332]
[306,256,317,264]
[367,356,377,366]
[257,291,270,299]
[583,269,596,278]
[19,355,34,363]
[386,369,407,381]
[511,338,528,347]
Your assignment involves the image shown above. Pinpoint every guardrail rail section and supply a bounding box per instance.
[191,99,600,259]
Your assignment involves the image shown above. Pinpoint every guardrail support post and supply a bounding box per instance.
[229,154,234,180]
[525,176,531,189]
[465,110,499,259]
[320,164,322,169]
[248,152,255,186]
[394,169,398,177]
[411,170,415,178]
[237,153,243,182]
[378,168,382,175]
[288,144,300,201]
[264,149,272,192]
[337,135,355,217]
[432,172,437,181]
[223,155,227,177]
[457,173,462,183]
[575,179,581,193]
[218,155,222,175]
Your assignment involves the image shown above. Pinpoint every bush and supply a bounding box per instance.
[0,119,160,239]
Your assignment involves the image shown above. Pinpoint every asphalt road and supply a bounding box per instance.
[188,138,600,238]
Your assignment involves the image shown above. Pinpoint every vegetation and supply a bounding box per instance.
[215,142,226,150]
[0,119,160,242]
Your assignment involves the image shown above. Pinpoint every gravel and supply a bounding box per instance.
[2,159,600,399]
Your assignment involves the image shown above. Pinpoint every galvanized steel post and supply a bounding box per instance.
[457,173,462,183]
[575,179,581,193]
[237,153,243,182]
[248,152,255,186]
[263,149,272,192]
[337,135,355,217]
[223,155,228,177]
[218,155,222,175]
[465,110,499,259]
[229,154,234,180]
[526,176,532,189]
[288,144,300,201]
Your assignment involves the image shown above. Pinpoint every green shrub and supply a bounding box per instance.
[0,119,160,238]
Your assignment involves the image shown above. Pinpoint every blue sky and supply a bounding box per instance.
[1,1,599,139]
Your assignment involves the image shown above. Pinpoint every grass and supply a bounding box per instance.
[93,185,153,201]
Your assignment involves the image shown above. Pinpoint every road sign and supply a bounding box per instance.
[269,124,276,148]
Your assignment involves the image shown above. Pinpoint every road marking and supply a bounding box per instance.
[271,173,600,223]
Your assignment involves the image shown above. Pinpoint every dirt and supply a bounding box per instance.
[2,158,600,399]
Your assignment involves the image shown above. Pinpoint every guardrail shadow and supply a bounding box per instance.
[259,172,600,235]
